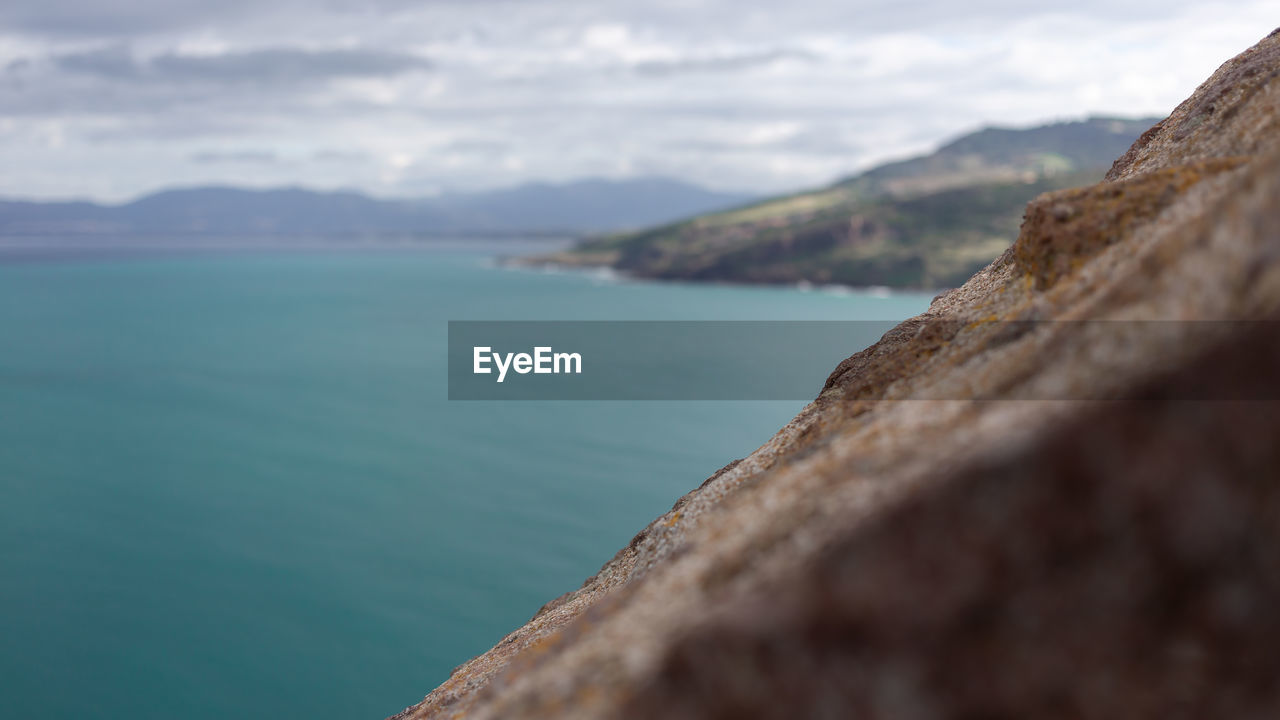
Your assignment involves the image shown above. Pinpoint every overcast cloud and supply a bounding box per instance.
[0,0,1274,201]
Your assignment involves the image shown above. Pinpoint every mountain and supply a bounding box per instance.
[434,178,763,231]
[528,116,1159,288]
[0,178,756,237]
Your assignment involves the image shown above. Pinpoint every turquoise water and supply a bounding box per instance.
[0,244,931,719]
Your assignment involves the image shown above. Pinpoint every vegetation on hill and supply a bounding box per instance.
[527,116,1157,289]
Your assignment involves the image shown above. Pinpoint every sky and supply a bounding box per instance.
[0,1,1274,202]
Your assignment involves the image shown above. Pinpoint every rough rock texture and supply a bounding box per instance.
[391,30,1280,720]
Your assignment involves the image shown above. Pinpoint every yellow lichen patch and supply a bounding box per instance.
[515,633,565,664]
[1013,157,1249,290]
[964,314,1002,331]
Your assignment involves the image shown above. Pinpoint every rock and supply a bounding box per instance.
[1014,157,1247,290]
[389,28,1280,720]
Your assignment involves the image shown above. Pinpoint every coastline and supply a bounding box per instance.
[498,252,940,297]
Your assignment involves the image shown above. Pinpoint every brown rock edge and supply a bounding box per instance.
[391,29,1280,719]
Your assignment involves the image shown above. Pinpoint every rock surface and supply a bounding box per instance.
[391,30,1280,719]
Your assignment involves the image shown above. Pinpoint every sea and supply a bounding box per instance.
[0,238,931,719]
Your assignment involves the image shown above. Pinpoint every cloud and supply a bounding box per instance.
[632,49,818,77]
[53,45,432,84]
[0,0,260,36]
[667,126,866,156]
[53,45,138,78]
[0,43,434,118]
[188,150,279,164]
[0,0,1275,201]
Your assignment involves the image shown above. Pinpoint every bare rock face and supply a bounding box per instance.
[390,29,1280,720]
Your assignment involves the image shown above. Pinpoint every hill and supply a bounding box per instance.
[0,178,756,237]
[528,116,1157,288]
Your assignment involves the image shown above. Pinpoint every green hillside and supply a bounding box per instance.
[525,116,1156,289]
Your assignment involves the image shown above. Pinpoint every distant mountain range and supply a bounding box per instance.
[0,178,757,237]
[526,116,1161,289]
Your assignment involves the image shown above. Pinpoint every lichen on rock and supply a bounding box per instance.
[1014,157,1248,290]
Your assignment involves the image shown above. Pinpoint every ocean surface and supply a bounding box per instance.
[0,240,932,719]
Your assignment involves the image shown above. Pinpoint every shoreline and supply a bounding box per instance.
[496,253,946,297]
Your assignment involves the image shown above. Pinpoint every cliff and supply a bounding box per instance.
[393,30,1280,719]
